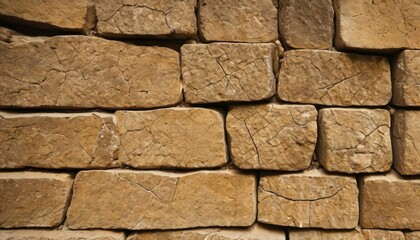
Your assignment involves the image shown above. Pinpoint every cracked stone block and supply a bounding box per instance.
[277,50,391,106]
[406,232,420,240]
[95,0,196,38]
[128,223,285,240]
[67,169,256,230]
[279,0,334,49]
[317,108,392,173]
[181,43,277,104]
[0,172,73,228]
[361,171,420,230]
[226,103,317,170]
[392,50,420,106]
[258,169,359,229]
[334,0,420,51]
[0,36,182,109]
[0,112,120,169]
[289,229,404,240]
[0,229,125,240]
[116,108,226,169]
[198,0,278,42]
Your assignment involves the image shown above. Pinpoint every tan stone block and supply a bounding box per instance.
[0,36,181,109]
[317,108,392,173]
[182,43,277,103]
[361,229,405,240]
[198,0,278,42]
[289,229,361,240]
[279,0,334,49]
[0,172,73,228]
[334,0,420,51]
[128,224,285,240]
[392,50,420,106]
[95,0,196,38]
[258,169,359,229]
[278,50,391,106]
[406,231,420,240]
[0,229,125,240]
[226,104,317,170]
[0,112,119,169]
[361,171,420,230]
[116,108,226,169]
[67,170,256,229]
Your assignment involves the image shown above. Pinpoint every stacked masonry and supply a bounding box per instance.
[0,0,419,239]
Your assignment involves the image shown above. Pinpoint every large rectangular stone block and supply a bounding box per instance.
[0,112,120,169]
[0,172,73,228]
[0,230,125,240]
[67,170,256,230]
[258,169,359,229]
[0,36,182,109]
[226,104,317,170]
[278,50,391,106]
[392,50,420,106]
[406,232,420,240]
[116,108,226,169]
[182,43,277,103]
[289,229,404,240]
[317,108,392,173]
[361,171,420,230]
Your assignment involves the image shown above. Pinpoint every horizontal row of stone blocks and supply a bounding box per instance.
[1,169,419,230]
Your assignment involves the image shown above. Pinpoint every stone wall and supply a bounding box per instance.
[0,0,419,239]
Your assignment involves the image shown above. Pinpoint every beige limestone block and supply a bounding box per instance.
[361,229,405,240]
[128,224,285,240]
[258,169,359,229]
[0,172,73,228]
[278,50,391,106]
[116,108,226,169]
[334,0,420,51]
[406,232,420,240]
[289,229,404,240]
[0,36,182,109]
[392,50,420,106]
[182,43,277,103]
[279,0,334,49]
[95,0,196,38]
[226,104,317,170]
[198,0,278,42]
[67,169,256,230]
[361,171,420,230]
[0,112,120,169]
[0,229,125,240]
[317,108,392,173]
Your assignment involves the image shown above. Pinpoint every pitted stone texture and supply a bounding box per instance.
[116,108,226,169]
[392,50,420,106]
[258,169,359,229]
[279,0,334,49]
[334,0,420,51]
[0,112,120,169]
[0,230,125,240]
[361,171,420,230]
[95,0,196,38]
[318,108,392,173]
[67,170,256,230]
[0,0,89,31]
[289,229,404,240]
[406,232,420,240]
[278,50,391,106]
[128,224,285,240]
[227,104,317,170]
[361,229,405,240]
[0,36,181,109]
[0,172,73,228]
[198,0,277,42]
[182,43,277,103]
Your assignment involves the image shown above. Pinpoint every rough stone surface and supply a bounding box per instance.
[392,50,420,106]
[0,230,125,240]
[0,36,182,109]
[198,0,278,42]
[278,50,391,106]
[128,224,285,240]
[0,172,73,228]
[361,171,420,230]
[258,169,359,229]
[361,229,405,240]
[182,43,277,103]
[226,104,317,170]
[116,108,226,169]
[318,108,392,173]
[279,0,334,49]
[95,0,196,38]
[289,229,404,240]
[334,0,420,51]
[67,169,256,230]
[0,112,120,169]
[406,232,420,240]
